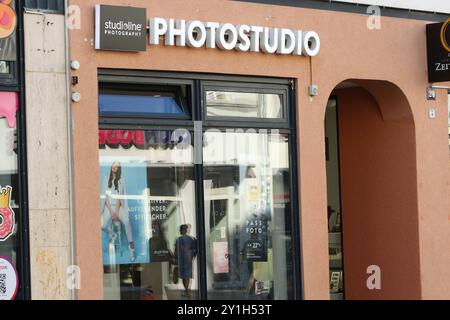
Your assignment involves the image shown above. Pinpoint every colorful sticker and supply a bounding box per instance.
[0,185,15,241]
[0,92,19,128]
[0,0,16,39]
[0,256,19,300]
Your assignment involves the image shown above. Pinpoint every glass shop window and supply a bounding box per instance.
[100,129,198,300]
[203,130,294,300]
[205,90,284,119]
[98,75,297,301]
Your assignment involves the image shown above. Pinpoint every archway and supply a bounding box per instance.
[324,79,421,300]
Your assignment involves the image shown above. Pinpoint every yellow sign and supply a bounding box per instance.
[440,18,450,52]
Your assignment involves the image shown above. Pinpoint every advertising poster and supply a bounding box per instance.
[244,215,268,262]
[100,156,149,265]
[0,256,18,300]
[0,0,17,61]
[148,200,172,263]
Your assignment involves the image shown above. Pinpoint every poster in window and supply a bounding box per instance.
[213,241,229,274]
[0,0,17,62]
[99,156,149,265]
[244,215,268,262]
[148,200,172,262]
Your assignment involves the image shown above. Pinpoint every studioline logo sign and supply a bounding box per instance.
[426,18,450,83]
[95,5,147,52]
[95,5,321,57]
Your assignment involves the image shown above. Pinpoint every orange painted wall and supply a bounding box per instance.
[336,87,421,299]
[68,0,450,299]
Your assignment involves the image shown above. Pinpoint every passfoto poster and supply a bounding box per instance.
[99,156,149,265]
[148,200,172,262]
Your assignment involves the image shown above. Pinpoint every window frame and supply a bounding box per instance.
[99,80,194,124]
[201,81,290,129]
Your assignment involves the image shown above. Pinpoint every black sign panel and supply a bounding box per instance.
[244,215,268,262]
[95,5,147,52]
[427,19,450,83]
[0,0,17,61]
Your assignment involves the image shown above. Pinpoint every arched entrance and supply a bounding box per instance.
[324,80,422,300]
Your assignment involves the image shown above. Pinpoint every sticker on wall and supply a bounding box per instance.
[0,256,19,300]
[0,91,19,128]
[0,186,15,242]
[0,0,17,61]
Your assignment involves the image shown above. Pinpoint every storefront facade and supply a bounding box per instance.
[66,0,450,300]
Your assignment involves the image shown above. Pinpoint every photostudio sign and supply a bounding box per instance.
[148,18,320,57]
[95,5,147,52]
[427,18,450,83]
[94,5,320,57]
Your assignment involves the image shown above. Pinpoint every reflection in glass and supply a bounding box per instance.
[206,91,283,119]
[99,87,188,117]
[203,131,294,300]
[100,129,198,300]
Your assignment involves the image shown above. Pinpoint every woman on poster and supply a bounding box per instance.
[100,161,135,261]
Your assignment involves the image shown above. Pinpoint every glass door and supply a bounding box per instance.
[203,130,294,300]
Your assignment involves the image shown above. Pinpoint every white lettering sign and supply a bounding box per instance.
[149,18,320,57]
